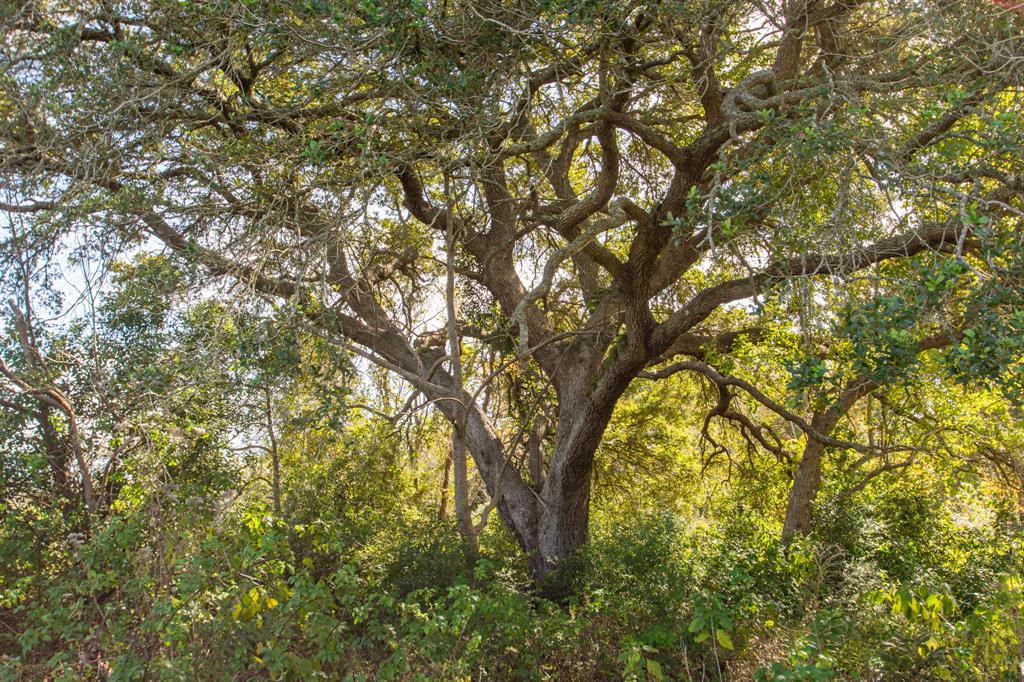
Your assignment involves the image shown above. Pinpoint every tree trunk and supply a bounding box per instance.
[782,410,841,541]
[438,449,451,519]
[527,416,547,490]
[534,466,591,593]
[264,387,282,517]
[455,398,609,592]
[782,438,826,540]
[426,345,625,592]
[444,205,478,556]
[38,405,71,498]
[529,397,613,593]
[780,375,880,543]
[452,426,477,557]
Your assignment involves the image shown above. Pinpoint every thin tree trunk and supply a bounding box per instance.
[264,386,282,517]
[445,192,477,556]
[64,410,98,515]
[37,405,72,499]
[438,449,451,519]
[452,428,476,553]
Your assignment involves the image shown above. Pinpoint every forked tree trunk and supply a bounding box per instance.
[528,398,614,591]
[781,340,951,542]
[496,428,598,589]
[430,337,630,591]
[444,397,614,590]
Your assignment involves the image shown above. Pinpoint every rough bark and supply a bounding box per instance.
[536,463,591,588]
[781,419,832,540]
[527,416,548,490]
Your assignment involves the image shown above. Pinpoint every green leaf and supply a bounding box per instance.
[716,630,734,650]
[646,659,665,681]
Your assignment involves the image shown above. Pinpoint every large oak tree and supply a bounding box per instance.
[2,0,1022,585]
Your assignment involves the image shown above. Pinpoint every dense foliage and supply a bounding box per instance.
[2,0,1024,678]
